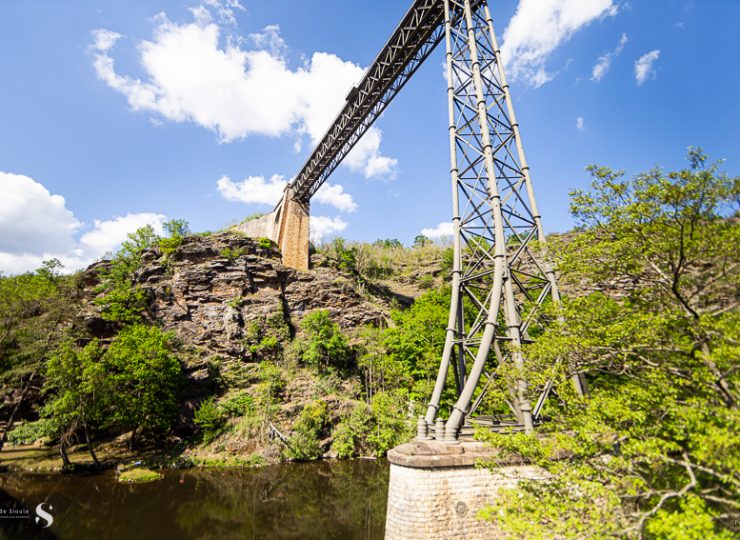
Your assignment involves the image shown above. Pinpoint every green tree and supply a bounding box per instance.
[383,287,452,401]
[298,310,353,373]
[163,218,190,238]
[193,397,226,444]
[479,149,739,538]
[413,234,430,248]
[373,238,402,249]
[94,225,160,324]
[42,340,107,467]
[285,399,329,461]
[104,324,183,449]
[0,259,78,452]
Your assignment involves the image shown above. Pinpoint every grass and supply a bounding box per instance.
[117,467,162,483]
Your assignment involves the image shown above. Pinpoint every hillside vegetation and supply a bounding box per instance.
[1,148,738,538]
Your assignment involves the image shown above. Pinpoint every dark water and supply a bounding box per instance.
[0,459,389,540]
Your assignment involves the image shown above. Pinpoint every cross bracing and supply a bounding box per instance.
[281,0,586,439]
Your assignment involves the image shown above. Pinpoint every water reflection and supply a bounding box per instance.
[0,460,388,540]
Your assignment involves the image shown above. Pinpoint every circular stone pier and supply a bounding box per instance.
[384,440,541,540]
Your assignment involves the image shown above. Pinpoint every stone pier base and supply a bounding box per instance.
[385,441,541,540]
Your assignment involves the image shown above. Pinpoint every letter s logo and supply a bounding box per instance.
[35,503,54,528]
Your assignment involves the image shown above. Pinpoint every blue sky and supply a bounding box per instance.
[1,0,738,273]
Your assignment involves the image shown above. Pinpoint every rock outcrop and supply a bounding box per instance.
[79,232,387,362]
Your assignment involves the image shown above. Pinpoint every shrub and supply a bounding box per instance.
[94,286,150,325]
[219,392,255,417]
[367,389,415,456]
[257,237,273,250]
[194,398,226,444]
[6,419,54,445]
[258,362,286,401]
[331,403,372,459]
[220,247,247,260]
[298,310,353,373]
[285,400,329,461]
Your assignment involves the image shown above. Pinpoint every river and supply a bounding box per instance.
[0,459,389,539]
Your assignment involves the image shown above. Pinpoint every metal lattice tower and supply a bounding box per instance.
[424,0,585,440]
[245,0,586,439]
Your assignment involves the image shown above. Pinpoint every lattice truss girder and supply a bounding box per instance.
[291,0,446,202]
[423,0,578,438]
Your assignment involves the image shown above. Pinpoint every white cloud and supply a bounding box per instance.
[0,171,168,274]
[421,222,454,239]
[201,0,244,25]
[314,183,357,213]
[311,215,347,242]
[635,49,660,85]
[217,174,356,213]
[248,24,287,57]
[591,32,627,82]
[501,0,619,87]
[0,172,81,255]
[80,213,166,256]
[91,28,122,51]
[343,127,398,179]
[91,2,396,179]
[217,174,287,206]
[576,116,585,131]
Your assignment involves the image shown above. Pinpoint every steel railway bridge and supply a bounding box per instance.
[239,0,586,441]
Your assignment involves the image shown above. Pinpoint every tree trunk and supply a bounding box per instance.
[59,439,71,468]
[82,421,100,468]
[0,372,36,452]
[129,426,138,451]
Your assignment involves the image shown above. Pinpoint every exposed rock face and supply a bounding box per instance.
[79,233,387,362]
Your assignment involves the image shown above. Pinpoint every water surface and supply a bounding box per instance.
[0,459,389,540]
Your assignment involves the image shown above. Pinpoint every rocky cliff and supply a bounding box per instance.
[80,232,388,359]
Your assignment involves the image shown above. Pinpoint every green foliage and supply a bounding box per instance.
[440,247,454,274]
[382,287,451,401]
[93,225,161,325]
[331,403,373,459]
[158,219,190,256]
[104,324,183,444]
[367,389,414,456]
[285,399,329,461]
[317,236,448,284]
[257,361,286,402]
[163,219,190,238]
[6,419,54,445]
[194,398,226,444]
[219,392,255,417]
[479,150,740,538]
[325,238,357,273]
[226,296,245,310]
[645,495,734,540]
[243,309,290,361]
[297,310,353,373]
[257,237,273,250]
[413,234,430,248]
[94,286,150,325]
[220,247,247,261]
[0,259,76,386]
[373,238,402,249]
[42,339,107,444]
[241,213,265,223]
